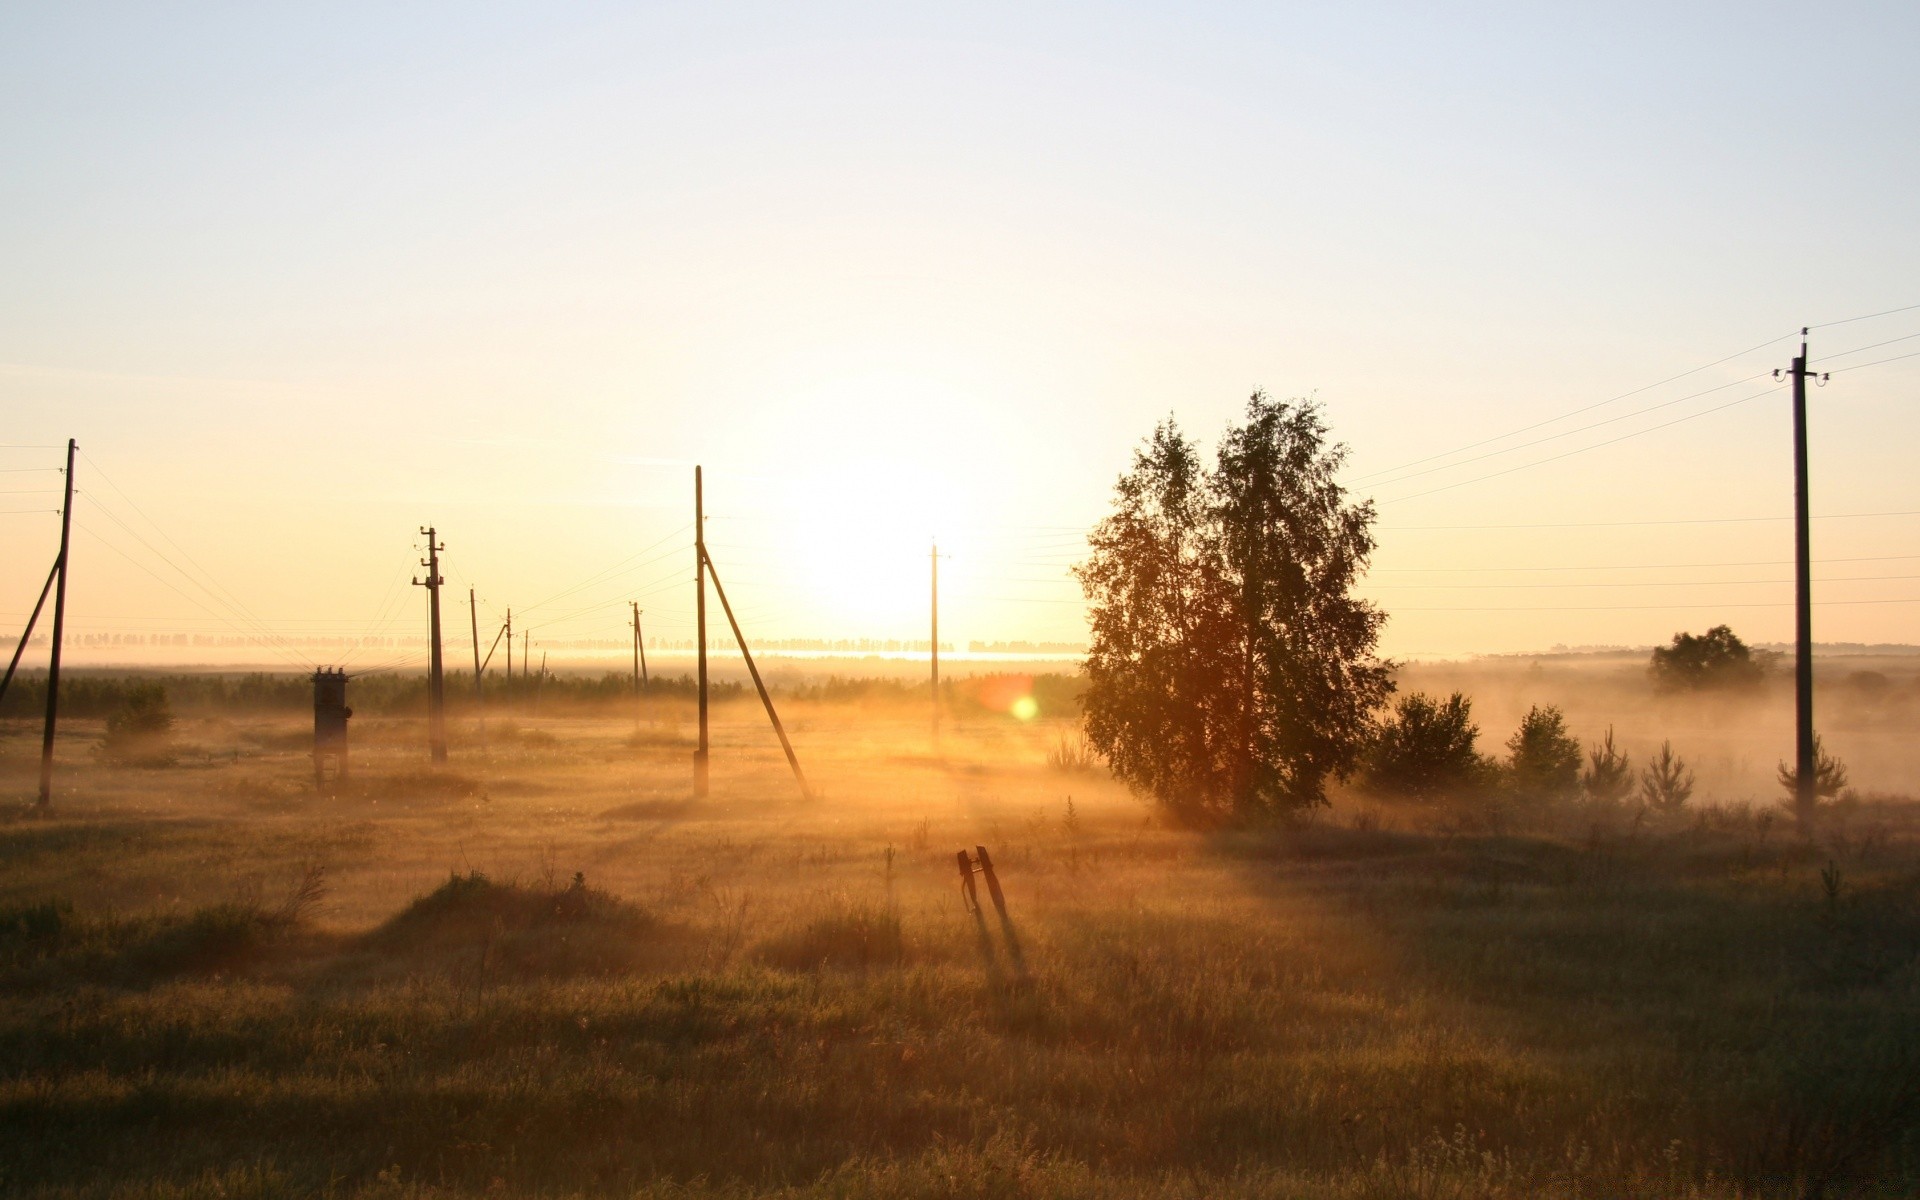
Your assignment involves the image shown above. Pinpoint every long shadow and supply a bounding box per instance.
[967,904,1007,990]
[1205,817,1920,1194]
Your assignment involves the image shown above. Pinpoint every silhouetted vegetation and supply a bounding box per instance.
[1077,395,1390,821]
[1503,704,1583,803]
[1641,739,1696,813]
[1779,732,1851,803]
[98,681,175,765]
[1361,691,1491,800]
[1650,624,1771,691]
[1581,725,1634,804]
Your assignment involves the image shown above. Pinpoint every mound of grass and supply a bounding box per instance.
[0,867,325,989]
[755,897,904,971]
[366,870,662,978]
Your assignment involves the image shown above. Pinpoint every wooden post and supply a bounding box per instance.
[930,540,940,750]
[694,466,710,798]
[955,850,980,913]
[469,587,485,751]
[702,543,812,800]
[37,438,75,808]
[974,845,1009,920]
[0,557,60,707]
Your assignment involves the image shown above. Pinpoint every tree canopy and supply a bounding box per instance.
[1076,393,1391,821]
[1649,625,1767,691]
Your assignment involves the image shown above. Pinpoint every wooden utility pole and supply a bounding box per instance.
[469,587,486,750]
[504,608,513,684]
[414,527,447,763]
[37,438,75,808]
[703,543,811,800]
[632,602,649,686]
[930,539,941,749]
[694,466,710,798]
[1778,330,1827,834]
[0,558,60,707]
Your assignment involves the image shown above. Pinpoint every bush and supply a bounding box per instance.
[1505,705,1581,803]
[1650,624,1769,691]
[1362,691,1492,800]
[100,682,175,765]
[1046,730,1102,773]
[1777,733,1849,803]
[1640,740,1695,813]
[1582,726,1634,804]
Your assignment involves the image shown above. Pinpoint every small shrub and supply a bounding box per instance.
[1046,730,1102,773]
[1777,733,1849,803]
[1505,705,1582,803]
[1582,726,1634,804]
[1640,740,1695,813]
[100,682,176,765]
[1361,691,1492,800]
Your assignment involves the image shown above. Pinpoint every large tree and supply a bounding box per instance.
[1076,393,1391,821]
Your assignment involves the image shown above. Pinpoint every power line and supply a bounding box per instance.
[1379,508,1920,531]
[1830,349,1920,374]
[73,521,313,671]
[1810,301,1920,329]
[81,488,310,666]
[1365,572,1920,591]
[1379,383,1782,505]
[1361,371,1775,491]
[1346,333,1792,486]
[78,450,312,665]
[1372,552,1920,574]
[1393,597,1920,613]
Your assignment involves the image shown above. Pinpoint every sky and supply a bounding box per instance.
[3,1,1918,669]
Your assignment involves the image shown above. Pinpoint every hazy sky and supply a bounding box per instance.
[4,2,1918,667]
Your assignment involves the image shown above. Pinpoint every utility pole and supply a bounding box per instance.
[1777,330,1827,835]
[703,542,812,800]
[930,539,941,749]
[694,465,710,798]
[413,527,447,763]
[504,608,513,685]
[634,603,649,686]
[37,438,75,808]
[469,587,485,751]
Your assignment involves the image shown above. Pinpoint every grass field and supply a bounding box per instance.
[2,682,1918,1199]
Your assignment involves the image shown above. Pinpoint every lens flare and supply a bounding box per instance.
[1011,695,1039,721]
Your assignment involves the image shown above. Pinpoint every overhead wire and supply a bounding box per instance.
[1345,331,1794,486]
[78,449,314,666]
[1379,382,1783,505]
[72,520,314,671]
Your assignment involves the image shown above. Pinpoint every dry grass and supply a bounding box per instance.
[0,674,1917,1199]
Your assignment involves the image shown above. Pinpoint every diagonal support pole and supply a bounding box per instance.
[700,543,813,801]
[0,556,60,707]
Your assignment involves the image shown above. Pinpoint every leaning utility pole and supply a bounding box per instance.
[930,539,941,749]
[414,527,447,763]
[633,602,649,686]
[469,587,486,751]
[37,438,75,808]
[694,466,710,798]
[703,542,812,800]
[1778,330,1827,834]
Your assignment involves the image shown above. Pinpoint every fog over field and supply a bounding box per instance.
[7,2,1920,1197]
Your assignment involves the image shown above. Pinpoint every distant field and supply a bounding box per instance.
[2,665,1918,1199]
